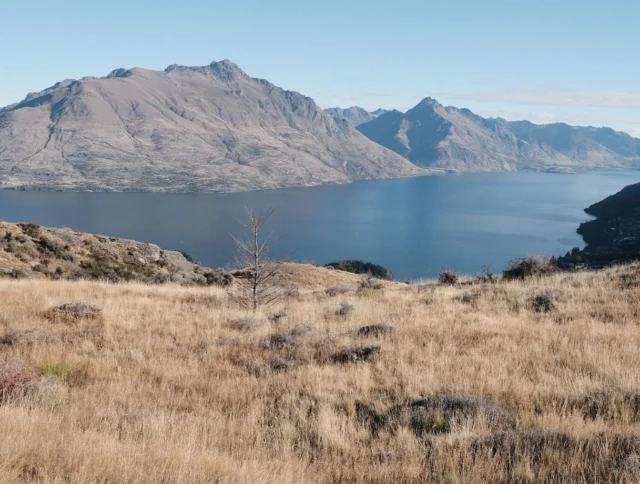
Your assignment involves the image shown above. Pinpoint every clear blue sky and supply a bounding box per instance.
[2,0,639,135]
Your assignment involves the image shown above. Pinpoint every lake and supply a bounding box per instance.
[1,171,640,280]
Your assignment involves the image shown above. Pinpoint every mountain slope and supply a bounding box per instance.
[357,97,640,172]
[325,106,389,127]
[0,61,425,193]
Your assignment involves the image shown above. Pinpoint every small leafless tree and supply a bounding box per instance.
[232,207,284,311]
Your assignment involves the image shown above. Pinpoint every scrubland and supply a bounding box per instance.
[2,263,640,483]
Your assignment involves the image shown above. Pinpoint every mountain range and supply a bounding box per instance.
[0,61,425,192]
[347,99,640,173]
[1,59,639,193]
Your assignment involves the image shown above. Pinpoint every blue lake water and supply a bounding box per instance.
[1,171,640,280]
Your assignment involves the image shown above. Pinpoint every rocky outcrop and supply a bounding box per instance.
[0,221,231,285]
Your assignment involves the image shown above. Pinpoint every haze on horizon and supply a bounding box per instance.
[2,0,639,136]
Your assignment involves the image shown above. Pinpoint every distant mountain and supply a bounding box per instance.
[0,61,425,193]
[325,106,389,127]
[505,121,628,166]
[357,97,640,172]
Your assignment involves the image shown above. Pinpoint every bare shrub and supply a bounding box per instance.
[335,301,354,318]
[0,357,38,400]
[356,324,394,338]
[268,308,288,324]
[332,345,381,364]
[44,302,103,324]
[531,292,556,313]
[325,286,351,297]
[503,255,557,281]
[232,207,284,311]
[438,270,459,285]
[0,328,61,347]
[21,376,67,408]
[386,394,516,436]
[18,222,41,238]
[225,317,261,332]
[260,326,310,350]
[359,274,383,290]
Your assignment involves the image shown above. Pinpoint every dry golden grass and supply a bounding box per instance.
[2,264,640,483]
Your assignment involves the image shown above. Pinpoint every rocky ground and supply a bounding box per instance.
[0,221,231,286]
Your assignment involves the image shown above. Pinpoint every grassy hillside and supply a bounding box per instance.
[2,263,640,482]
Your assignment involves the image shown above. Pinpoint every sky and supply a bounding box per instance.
[2,0,639,135]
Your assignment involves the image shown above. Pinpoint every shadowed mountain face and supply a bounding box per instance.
[356,98,640,172]
[0,61,424,193]
[325,106,388,127]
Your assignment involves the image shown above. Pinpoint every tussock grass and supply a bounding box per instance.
[1,264,640,482]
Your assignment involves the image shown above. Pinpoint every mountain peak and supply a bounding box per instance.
[164,59,249,82]
[105,68,132,79]
[415,97,442,109]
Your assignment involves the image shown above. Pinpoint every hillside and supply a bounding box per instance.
[0,220,230,285]
[2,261,640,482]
[356,98,640,172]
[558,182,640,267]
[0,61,425,193]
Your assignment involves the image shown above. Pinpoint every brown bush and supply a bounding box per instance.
[503,255,557,281]
[0,357,38,399]
[44,302,103,324]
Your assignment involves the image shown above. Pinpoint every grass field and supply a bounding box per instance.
[1,263,640,483]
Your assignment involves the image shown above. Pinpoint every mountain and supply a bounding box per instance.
[325,106,388,127]
[357,97,640,172]
[0,61,425,193]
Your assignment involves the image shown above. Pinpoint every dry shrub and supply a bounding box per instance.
[442,432,640,483]
[570,389,640,422]
[268,308,288,323]
[225,317,262,332]
[438,270,459,285]
[325,286,351,297]
[356,324,394,338]
[0,328,61,347]
[260,326,310,350]
[358,394,515,437]
[359,274,383,291]
[44,301,103,324]
[503,255,557,280]
[335,301,354,318]
[0,357,38,399]
[332,345,381,364]
[21,376,68,407]
[457,291,481,305]
[531,292,556,313]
